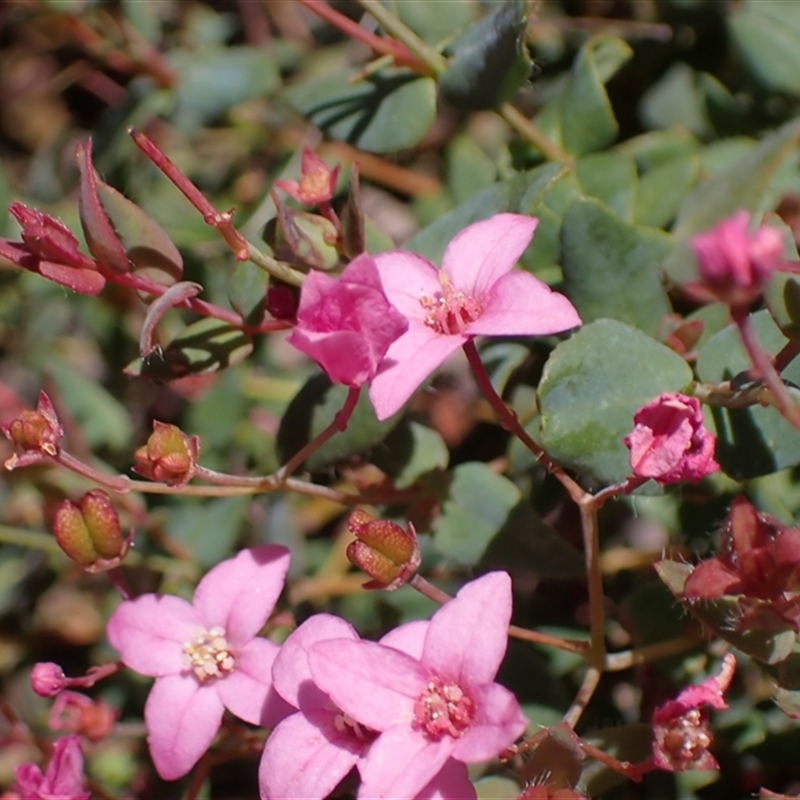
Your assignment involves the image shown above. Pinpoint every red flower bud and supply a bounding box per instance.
[346,509,421,590]
[49,690,118,742]
[53,490,130,571]
[132,421,199,486]
[1,391,63,470]
[30,662,67,697]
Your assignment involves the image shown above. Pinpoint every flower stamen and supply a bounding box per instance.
[182,626,235,682]
[413,674,475,740]
[420,273,484,335]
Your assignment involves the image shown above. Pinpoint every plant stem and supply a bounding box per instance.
[463,340,586,503]
[604,635,703,672]
[54,451,130,492]
[497,103,570,162]
[563,666,601,727]
[275,386,361,481]
[579,501,606,668]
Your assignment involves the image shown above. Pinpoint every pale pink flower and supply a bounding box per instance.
[286,254,408,387]
[689,211,784,310]
[274,148,340,206]
[14,735,89,800]
[624,393,718,485]
[651,654,735,772]
[107,545,291,780]
[259,615,475,800]
[369,214,581,420]
[307,572,527,799]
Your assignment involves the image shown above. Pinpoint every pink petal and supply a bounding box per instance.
[216,638,290,728]
[373,250,441,322]
[259,709,361,800]
[272,614,358,709]
[380,620,429,660]
[441,214,538,298]
[452,682,527,763]
[415,759,476,800]
[192,545,290,649]
[309,640,426,731]
[423,573,512,688]
[106,595,200,676]
[144,674,224,780]
[369,324,466,421]
[466,271,581,337]
[357,725,453,800]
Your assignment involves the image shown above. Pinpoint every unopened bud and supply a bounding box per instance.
[49,691,118,742]
[30,662,67,697]
[9,201,89,268]
[346,509,421,590]
[274,147,340,206]
[266,283,299,321]
[53,490,130,571]
[1,391,63,470]
[133,421,199,487]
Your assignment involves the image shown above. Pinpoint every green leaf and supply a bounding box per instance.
[538,319,693,484]
[763,217,800,341]
[696,309,800,479]
[405,162,568,264]
[639,63,711,137]
[172,46,280,119]
[371,421,448,490]
[126,318,253,380]
[276,375,402,471]
[545,35,633,157]
[439,0,531,111]
[635,154,701,229]
[729,0,800,96]
[165,497,249,568]
[574,152,638,222]
[560,198,672,335]
[46,360,133,451]
[388,0,477,45]
[446,135,497,204]
[655,560,796,664]
[433,463,521,566]
[285,69,436,154]
[228,260,268,327]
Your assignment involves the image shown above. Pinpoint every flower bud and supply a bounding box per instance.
[346,509,421,590]
[133,421,199,487]
[689,211,784,311]
[49,691,118,742]
[266,283,299,321]
[274,147,340,206]
[30,662,67,697]
[9,201,90,268]
[1,391,63,470]
[53,490,130,571]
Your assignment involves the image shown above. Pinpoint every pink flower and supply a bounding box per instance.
[368,214,582,420]
[624,393,719,485]
[30,663,67,698]
[259,614,475,800]
[274,148,340,206]
[307,572,527,799]
[651,654,735,772]
[106,545,291,780]
[14,735,90,800]
[286,254,408,388]
[689,211,784,310]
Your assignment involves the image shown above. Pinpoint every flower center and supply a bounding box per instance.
[413,675,475,740]
[333,711,371,743]
[182,626,235,682]
[299,170,330,203]
[420,274,483,335]
[660,709,712,769]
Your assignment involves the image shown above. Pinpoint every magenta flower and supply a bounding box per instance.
[651,654,735,772]
[624,393,719,485]
[689,211,784,310]
[368,214,581,420]
[259,615,475,800]
[286,254,408,388]
[14,735,89,800]
[307,572,527,799]
[107,545,291,780]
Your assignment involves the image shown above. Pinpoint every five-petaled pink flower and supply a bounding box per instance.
[651,654,735,772]
[13,735,90,800]
[689,211,784,311]
[274,147,340,207]
[107,545,291,780]
[306,572,527,799]
[259,614,475,800]
[286,254,408,388]
[368,214,581,420]
[624,393,718,485]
